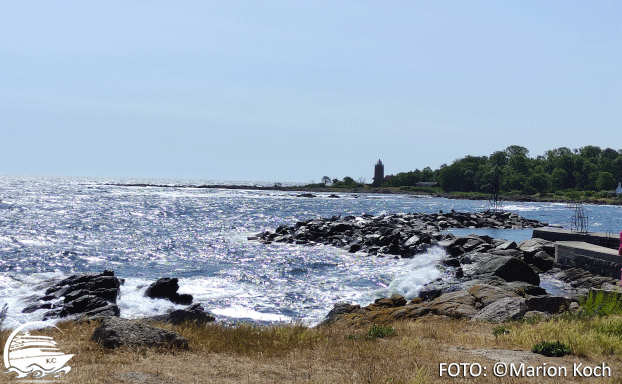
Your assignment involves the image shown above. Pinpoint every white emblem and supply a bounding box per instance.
[3,321,73,378]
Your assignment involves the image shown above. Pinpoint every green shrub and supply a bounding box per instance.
[367,325,396,339]
[492,325,510,338]
[565,191,581,200]
[522,186,537,195]
[531,340,572,357]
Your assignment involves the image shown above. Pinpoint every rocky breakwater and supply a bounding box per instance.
[317,232,621,326]
[249,210,547,259]
[250,210,619,324]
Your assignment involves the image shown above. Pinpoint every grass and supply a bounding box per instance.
[0,315,621,383]
[494,314,622,358]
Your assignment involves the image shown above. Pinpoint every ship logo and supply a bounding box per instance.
[3,321,73,379]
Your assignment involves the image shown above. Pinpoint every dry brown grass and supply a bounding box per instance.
[0,316,620,383]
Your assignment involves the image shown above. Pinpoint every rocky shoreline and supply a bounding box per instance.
[108,182,622,206]
[249,210,619,326]
[21,272,215,349]
[13,209,620,349]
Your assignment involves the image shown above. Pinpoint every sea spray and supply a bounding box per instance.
[387,246,446,300]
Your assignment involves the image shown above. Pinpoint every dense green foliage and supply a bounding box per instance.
[381,145,622,194]
[433,145,622,194]
[381,167,436,187]
[316,145,622,195]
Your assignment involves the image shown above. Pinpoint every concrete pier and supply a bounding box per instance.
[555,241,621,279]
[533,228,621,278]
[533,228,619,250]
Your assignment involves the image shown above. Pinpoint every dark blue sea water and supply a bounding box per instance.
[1,176,621,328]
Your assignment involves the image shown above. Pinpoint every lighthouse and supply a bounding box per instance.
[372,159,384,187]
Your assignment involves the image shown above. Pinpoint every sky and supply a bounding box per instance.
[1,1,621,183]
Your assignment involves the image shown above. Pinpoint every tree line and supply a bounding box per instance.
[392,145,622,195]
[318,145,622,195]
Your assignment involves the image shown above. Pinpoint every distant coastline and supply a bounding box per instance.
[107,182,622,206]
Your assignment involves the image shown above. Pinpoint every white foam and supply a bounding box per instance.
[388,266,443,300]
[211,307,291,323]
[118,278,184,319]
[0,247,450,327]
[386,246,446,300]
[0,272,65,329]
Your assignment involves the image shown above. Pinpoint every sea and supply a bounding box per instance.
[1,175,622,329]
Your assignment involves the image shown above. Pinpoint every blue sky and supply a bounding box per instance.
[1,1,620,183]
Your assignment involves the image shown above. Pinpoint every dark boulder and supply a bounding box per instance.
[22,302,52,314]
[530,251,555,272]
[318,302,362,326]
[143,303,215,325]
[60,295,110,316]
[442,257,461,268]
[26,270,121,319]
[145,278,193,305]
[525,296,571,314]
[474,254,540,286]
[374,294,407,307]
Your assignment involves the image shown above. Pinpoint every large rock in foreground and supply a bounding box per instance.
[91,317,189,349]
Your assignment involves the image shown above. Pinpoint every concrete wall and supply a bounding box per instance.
[555,241,621,279]
[534,228,620,250]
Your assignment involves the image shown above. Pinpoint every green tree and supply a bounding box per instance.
[596,172,617,191]
[322,176,331,185]
[342,176,356,186]
[505,145,530,175]
[551,168,568,191]
[503,171,527,192]
[579,145,602,160]
[527,171,550,193]
[489,151,508,167]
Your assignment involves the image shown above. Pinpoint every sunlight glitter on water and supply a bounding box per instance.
[2,176,622,325]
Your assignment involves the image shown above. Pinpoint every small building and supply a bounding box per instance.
[616,182,622,195]
[373,159,384,187]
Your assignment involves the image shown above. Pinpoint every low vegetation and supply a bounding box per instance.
[531,341,572,357]
[1,308,622,383]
